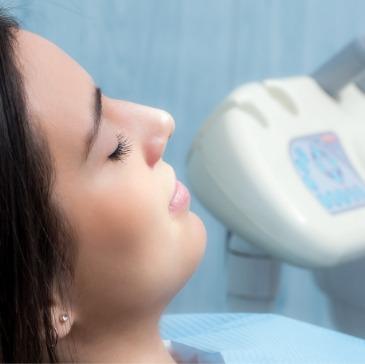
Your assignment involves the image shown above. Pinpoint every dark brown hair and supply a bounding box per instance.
[0,7,77,362]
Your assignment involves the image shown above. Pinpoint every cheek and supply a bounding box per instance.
[77,176,164,253]
[73,169,179,273]
[62,166,207,312]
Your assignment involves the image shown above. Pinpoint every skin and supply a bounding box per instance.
[14,29,207,363]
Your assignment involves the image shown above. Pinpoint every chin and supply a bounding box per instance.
[192,210,207,245]
[187,210,208,270]
[162,211,207,305]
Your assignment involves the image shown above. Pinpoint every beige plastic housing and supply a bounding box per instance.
[186,76,365,268]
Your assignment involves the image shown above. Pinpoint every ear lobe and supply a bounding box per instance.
[50,297,74,340]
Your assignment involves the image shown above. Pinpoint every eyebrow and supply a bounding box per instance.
[84,86,102,161]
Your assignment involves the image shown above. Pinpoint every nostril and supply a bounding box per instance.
[146,137,165,168]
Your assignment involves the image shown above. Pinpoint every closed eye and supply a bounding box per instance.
[108,133,133,162]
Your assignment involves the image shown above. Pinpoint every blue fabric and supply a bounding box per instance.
[159,313,365,363]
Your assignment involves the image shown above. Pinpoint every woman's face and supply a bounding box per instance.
[16,30,207,327]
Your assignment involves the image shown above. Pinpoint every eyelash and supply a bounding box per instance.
[108,133,133,162]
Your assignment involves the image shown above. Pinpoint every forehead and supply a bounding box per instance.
[14,29,94,172]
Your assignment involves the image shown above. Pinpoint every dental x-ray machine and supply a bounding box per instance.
[186,36,365,337]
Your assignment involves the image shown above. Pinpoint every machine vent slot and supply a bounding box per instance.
[265,84,299,116]
[238,102,269,128]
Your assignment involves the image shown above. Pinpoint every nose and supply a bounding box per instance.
[143,109,175,168]
[106,98,175,167]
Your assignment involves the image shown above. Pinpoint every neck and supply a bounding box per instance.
[56,311,177,363]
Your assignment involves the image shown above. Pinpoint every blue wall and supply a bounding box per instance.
[10,0,365,331]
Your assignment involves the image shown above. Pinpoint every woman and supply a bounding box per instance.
[0,7,207,363]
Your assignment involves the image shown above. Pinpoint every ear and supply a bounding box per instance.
[50,292,74,340]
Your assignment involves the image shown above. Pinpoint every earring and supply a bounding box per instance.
[59,313,69,323]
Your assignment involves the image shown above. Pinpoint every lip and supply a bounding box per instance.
[169,178,191,214]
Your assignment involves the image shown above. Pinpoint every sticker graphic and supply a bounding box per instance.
[289,131,365,214]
